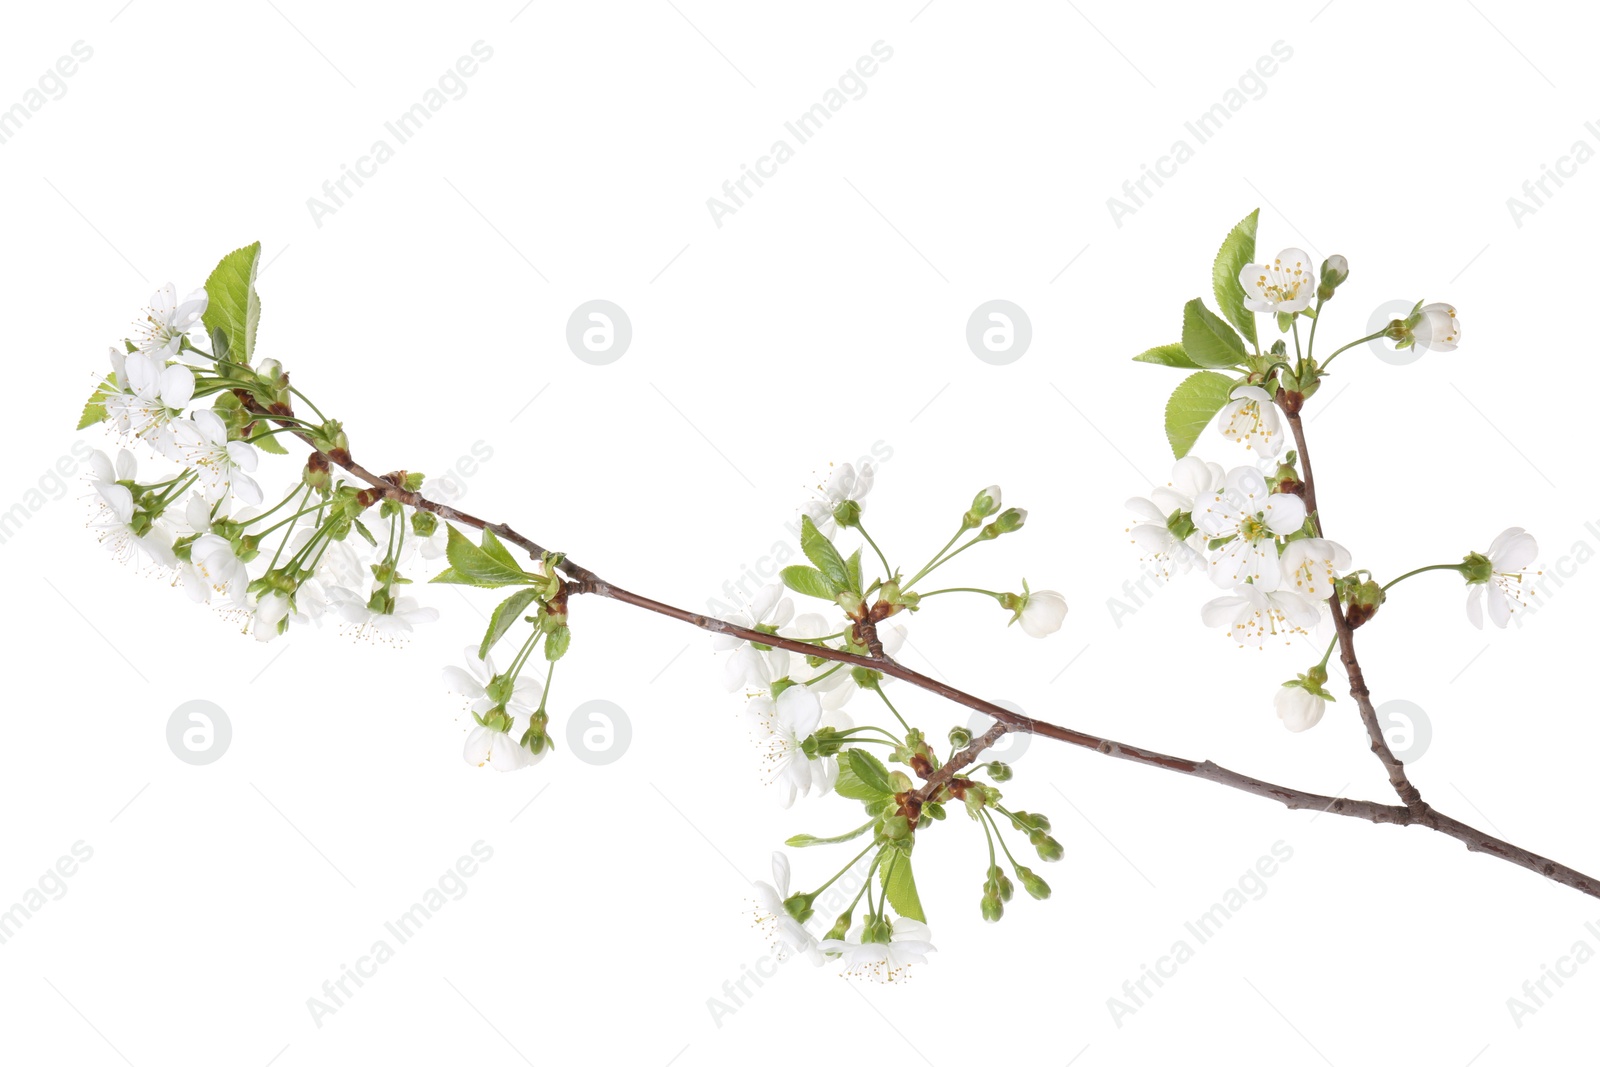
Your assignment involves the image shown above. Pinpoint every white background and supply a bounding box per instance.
[3,1,1598,1063]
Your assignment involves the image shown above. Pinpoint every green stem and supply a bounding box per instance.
[1319,328,1389,372]
[1305,298,1324,364]
[983,809,1024,873]
[870,682,912,734]
[905,523,970,588]
[1382,563,1466,593]
[855,521,893,581]
[917,587,1003,600]
[809,839,877,897]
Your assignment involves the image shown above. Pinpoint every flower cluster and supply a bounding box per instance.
[1128,211,1539,733]
[713,467,1069,980]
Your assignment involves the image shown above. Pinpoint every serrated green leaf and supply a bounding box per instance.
[479,588,540,659]
[438,525,533,588]
[1212,208,1259,348]
[203,243,262,363]
[352,518,377,547]
[847,749,894,794]
[1164,370,1237,459]
[77,374,115,429]
[835,749,896,801]
[800,515,850,592]
[1132,343,1200,370]
[785,823,873,848]
[544,625,571,661]
[781,564,837,601]
[844,547,863,594]
[879,851,926,922]
[1181,299,1248,369]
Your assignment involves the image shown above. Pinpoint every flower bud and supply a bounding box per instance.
[1316,255,1349,301]
[1017,866,1051,900]
[825,914,852,941]
[1344,578,1385,629]
[1030,831,1064,862]
[966,485,1003,525]
[986,761,1013,782]
[832,499,862,530]
[948,725,973,748]
[411,510,439,538]
[981,890,1004,923]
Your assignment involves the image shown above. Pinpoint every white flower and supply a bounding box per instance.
[441,647,544,771]
[1275,686,1328,732]
[252,591,294,642]
[1466,527,1538,629]
[1239,248,1315,313]
[105,349,195,459]
[820,917,936,983]
[175,409,262,505]
[337,594,440,639]
[712,583,795,692]
[1279,537,1352,602]
[1193,467,1307,590]
[1412,302,1460,352]
[134,283,208,356]
[1218,385,1283,457]
[745,684,825,807]
[783,613,858,712]
[183,533,250,605]
[1125,456,1225,575]
[86,449,174,568]
[1201,585,1320,647]
[804,462,874,537]
[752,852,821,964]
[1013,589,1067,638]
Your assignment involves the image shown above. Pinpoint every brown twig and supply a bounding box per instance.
[1280,401,1428,814]
[237,391,1600,900]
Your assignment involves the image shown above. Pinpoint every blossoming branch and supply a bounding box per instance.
[77,224,1596,985]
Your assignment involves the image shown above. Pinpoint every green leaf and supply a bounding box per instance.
[879,852,926,922]
[844,547,863,594]
[800,515,850,592]
[203,243,262,363]
[544,625,571,661]
[849,749,894,794]
[781,565,837,601]
[1181,299,1248,369]
[479,528,521,571]
[785,823,873,848]
[1164,370,1237,459]
[433,525,533,588]
[1132,343,1200,370]
[77,374,115,429]
[836,749,896,801]
[1212,208,1259,348]
[479,588,541,659]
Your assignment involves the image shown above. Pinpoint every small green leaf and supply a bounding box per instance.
[844,547,863,594]
[847,749,894,794]
[1181,299,1248,369]
[1164,370,1237,459]
[203,242,262,363]
[77,374,115,429]
[479,588,540,659]
[800,515,850,592]
[879,852,926,922]
[434,525,533,588]
[1132,343,1200,370]
[836,749,896,801]
[1212,208,1259,348]
[781,565,837,601]
[544,625,571,661]
[786,823,873,848]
